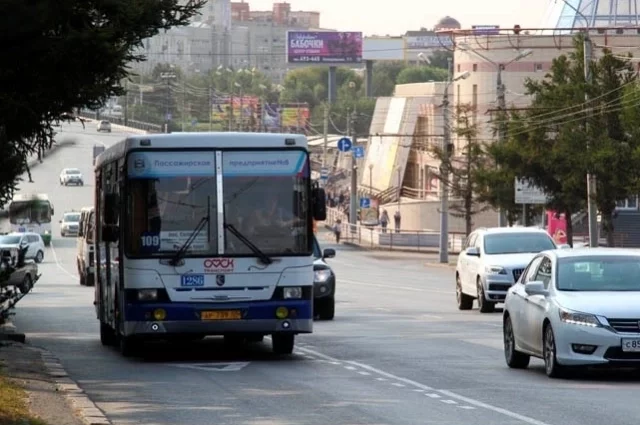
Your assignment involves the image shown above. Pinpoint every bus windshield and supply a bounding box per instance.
[125,149,310,258]
[9,201,52,224]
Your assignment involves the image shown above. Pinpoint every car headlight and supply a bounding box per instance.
[137,289,158,301]
[314,269,331,283]
[44,230,50,235]
[485,265,507,275]
[559,308,601,327]
[283,286,302,299]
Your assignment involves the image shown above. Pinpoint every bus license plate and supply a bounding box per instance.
[181,274,205,287]
[201,310,241,320]
[622,338,640,352]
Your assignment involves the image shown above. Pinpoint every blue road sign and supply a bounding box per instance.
[359,197,371,208]
[353,146,365,158]
[337,137,352,152]
[320,167,329,180]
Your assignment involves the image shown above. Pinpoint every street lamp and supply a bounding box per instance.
[439,58,471,264]
[456,43,532,227]
[417,52,431,65]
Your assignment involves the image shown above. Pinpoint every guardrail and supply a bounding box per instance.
[323,207,466,253]
[78,111,163,133]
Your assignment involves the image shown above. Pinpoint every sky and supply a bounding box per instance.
[244,0,555,35]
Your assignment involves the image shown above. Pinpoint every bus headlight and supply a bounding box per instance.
[283,287,302,299]
[314,269,331,283]
[138,289,158,301]
[44,230,50,235]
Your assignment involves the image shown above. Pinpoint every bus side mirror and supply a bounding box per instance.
[312,187,326,221]
[102,225,119,243]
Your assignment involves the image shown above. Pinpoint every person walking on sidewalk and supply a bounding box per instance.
[333,218,342,243]
[394,210,401,233]
[379,210,389,233]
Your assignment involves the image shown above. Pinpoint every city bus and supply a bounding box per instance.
[93,132,326,356]
[8,193,54,246]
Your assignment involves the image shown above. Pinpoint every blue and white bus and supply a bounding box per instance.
[93,132,326,356]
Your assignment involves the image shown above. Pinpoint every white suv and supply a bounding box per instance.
[97,120,111,132]
[455,227,560,313]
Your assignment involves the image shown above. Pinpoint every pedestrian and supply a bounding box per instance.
[380,209,389,233]
[334,218,342,243]
[394,210,401,233]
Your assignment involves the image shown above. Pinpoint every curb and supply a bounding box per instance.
[39,350,112,425]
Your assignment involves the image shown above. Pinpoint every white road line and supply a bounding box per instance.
[441,399,458,404]
[426,393,441,399]
[294,345,555,425]
[49,241,78,279]
[344,366,356,371]
[391,382,405,387]
[459,406,476,410]
[357,371,371,376]
[341,279,450,295]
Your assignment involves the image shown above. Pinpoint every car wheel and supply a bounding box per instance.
[543,324,568,378]
[503,315,530,369]
[477,279,495,313]
[272,334,295,355]
[35,250,44,264]
[19,274,33,294]
[317,297,335,320]
[456,275,473,310]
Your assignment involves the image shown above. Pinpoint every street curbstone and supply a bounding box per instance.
[39,351,114,425]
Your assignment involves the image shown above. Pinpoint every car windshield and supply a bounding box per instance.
[0,235,21,244]
[558,255,640,291]
[484,233,556,255]
[222,150,310,256]
[66,169,81,175]
[63,213,80,222]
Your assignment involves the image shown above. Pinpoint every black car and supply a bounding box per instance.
[313,236,336,320]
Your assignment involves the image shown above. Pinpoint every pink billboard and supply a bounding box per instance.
[546,210,567,244]
[286,31,363,64]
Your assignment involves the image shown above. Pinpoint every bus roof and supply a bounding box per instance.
[11,193,50,202]
[95,132,309,169]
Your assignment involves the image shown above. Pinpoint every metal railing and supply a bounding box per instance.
[78,111,162,133]
[322,207,465,253]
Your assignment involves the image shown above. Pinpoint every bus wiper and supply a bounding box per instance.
[224,223,273,265]
[170,215,209,266]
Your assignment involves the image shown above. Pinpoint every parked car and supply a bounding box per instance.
[455,227,561,313]
[60,211,81,237]
[313,236,336,320]
[504,248,640,378]
[97,120,111,132]
[0,246,39,294]
[59,168,84,186]
[0,232,45,263]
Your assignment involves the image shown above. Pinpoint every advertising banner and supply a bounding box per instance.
[261,103,310,132]
[405,35,453,49]
[222,151,307,177]
[127,151,216,178]
[287,31,363,64]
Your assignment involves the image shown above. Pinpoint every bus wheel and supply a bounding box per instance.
[119,335,140,357]
[272,334,294,355]
[100,322,116,346]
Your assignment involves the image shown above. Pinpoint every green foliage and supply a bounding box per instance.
[0,0,205,208]
[480,34,640,245]
[431,104,490,235]
[396,66,448,85]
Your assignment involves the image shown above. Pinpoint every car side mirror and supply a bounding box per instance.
[465,247,480,257]
[524,280,548,296]
[323,248,335,259]
[557,244,571,250]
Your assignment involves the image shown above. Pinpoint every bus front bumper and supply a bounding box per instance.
[122,300,313,337]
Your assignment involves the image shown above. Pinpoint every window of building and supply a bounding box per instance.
[534,63,543,72]
[457,64,461,72]
[472,63,477,72]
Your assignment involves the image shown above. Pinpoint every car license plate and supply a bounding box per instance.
[621,338,640,352]
[180,274,205,287]
[201,310,242,320]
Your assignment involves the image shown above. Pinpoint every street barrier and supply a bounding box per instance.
[78,111,162,133]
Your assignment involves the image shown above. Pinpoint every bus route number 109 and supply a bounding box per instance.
[140,233,160,251]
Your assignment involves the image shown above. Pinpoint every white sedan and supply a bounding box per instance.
[503,248,640,378]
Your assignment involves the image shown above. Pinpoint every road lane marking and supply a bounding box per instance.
[294,345,555,425]
[49,241,79,279]
[340,279,450,294]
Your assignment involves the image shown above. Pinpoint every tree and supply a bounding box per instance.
[396,66,448,85]
[0,0,205,207]
[427,51,454,70]
[431,104,490,235]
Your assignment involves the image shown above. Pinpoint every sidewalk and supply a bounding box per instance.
[0,341,87,425]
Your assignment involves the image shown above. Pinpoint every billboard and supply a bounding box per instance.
[286,31,363,64]
[363,37,404,61]
[262,103,310,132]
[404,35,453,49]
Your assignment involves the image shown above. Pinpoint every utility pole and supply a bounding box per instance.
[322,103,329,183]
[209,86,213,131]
[349,108,358,228]
[181,78,186,132]
[584,34,598,247]
[160,71,176,133]
[439,58,452,264]
[123,80,129,127]
[496,67,508,227]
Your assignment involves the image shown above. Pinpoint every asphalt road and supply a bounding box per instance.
[9,121,640,425]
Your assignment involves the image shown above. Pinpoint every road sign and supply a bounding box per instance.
[515,178,548,204]
[337,137,352,152]
[353,146,365,158]
[359,197,371,208]
[320,167,329,181]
